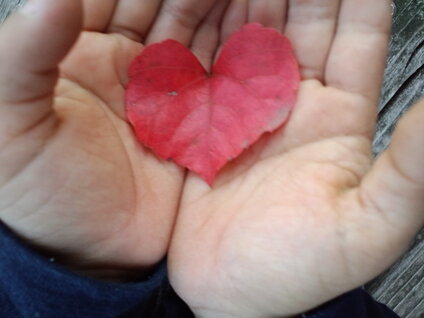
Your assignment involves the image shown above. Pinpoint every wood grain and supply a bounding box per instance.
[0,0,423,317]
[0,0,22,23]
[367,1,424,315]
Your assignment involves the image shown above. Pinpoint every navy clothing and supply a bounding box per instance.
[0,222,400,318]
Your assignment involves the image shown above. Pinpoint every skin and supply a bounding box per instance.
[0,0,423,317]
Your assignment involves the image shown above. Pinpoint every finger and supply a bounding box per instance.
[83,0,117,32]
[107,0,163,42]
[221,0,248,43]
[285,0,340,81]
[248,0,288,33]
[0,0,82,135]
[222,0,288,44]
[337,99,424,286]
[146,0,216,45]
[359,99,424,243]
[190,0,231,70]
[325,0,392,104]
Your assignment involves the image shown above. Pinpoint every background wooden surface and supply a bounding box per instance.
[0,0,423,317]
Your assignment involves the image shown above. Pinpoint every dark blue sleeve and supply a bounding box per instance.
[303,288,400,318]
[0,221,400,318]
[0,221,193,318]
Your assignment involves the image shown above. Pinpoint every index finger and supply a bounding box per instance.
[83,0,117,32]
[325,0,392,104]
[145,0,216,45]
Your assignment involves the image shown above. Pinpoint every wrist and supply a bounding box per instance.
[193,309,300,318]
[30,247,154,283]
[1,220,152,282]
[195,315,299,318]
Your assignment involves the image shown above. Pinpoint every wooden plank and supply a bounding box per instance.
[406,298,424,318]
[0,0,423,317]
[0,0,22,23]
[374,0,424,154]
[367,231,424,316]
[367,0,424,316]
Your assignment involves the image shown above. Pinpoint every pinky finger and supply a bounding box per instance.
[190,0,230,70]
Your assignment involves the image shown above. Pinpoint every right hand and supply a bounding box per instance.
[167,1,424,317]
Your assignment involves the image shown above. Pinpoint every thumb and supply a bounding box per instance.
[0,0,82,134]
[335,99,424,291]
[360,98,424,241]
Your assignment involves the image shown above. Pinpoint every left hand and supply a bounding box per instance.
[168,1,424,317]
[0,0,242,281]
[0,0,288,282]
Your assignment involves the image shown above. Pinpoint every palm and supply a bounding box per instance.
[169,128,386,317]
[1,0,246,278]
[0,0,222,279]
[0,0,262,279]
[169,84,392,318]
[0,30,184,276]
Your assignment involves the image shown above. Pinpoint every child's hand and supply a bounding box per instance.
[168,1,424,317]
[0,0,183,281]
[0,0,296,282]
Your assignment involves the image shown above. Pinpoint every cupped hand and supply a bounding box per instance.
[168,1,424,317]
[0,0,236,281]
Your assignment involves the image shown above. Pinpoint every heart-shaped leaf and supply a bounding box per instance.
[126,23,300,185]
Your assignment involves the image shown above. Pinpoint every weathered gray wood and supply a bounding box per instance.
[366,0,424,316]
[0,0,423,317]
[374,0,424,155]
[367,230,424,317]
[0,0,23,23]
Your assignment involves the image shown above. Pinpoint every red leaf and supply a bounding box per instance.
[126,23,300,185]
